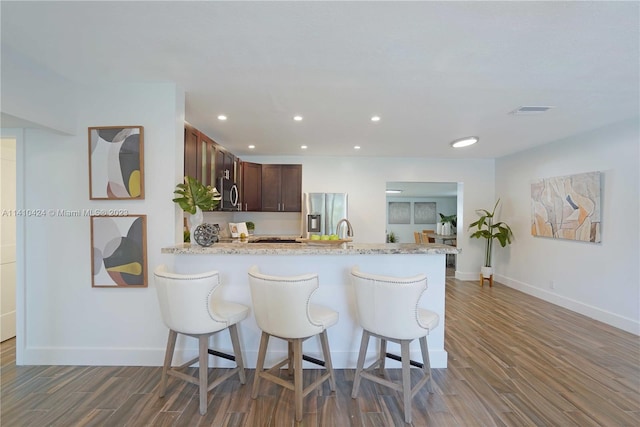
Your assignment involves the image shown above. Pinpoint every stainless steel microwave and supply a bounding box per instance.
[218,177,239,210]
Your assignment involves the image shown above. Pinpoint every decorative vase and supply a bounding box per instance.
[188,207,204,244]
[481,266,493,278]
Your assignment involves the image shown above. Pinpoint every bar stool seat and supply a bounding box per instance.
[154,265,249,415]
[248,265,338,421]
[350,266,439,424]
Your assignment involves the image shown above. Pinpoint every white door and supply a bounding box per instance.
[0,137,17,341]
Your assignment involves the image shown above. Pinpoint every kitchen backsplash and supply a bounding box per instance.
[202,211,302,237]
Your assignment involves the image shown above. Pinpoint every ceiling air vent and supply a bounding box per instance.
[509,106,555,115]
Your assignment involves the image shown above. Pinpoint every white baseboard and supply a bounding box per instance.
[20,347,448,369]
[495,274,639,336]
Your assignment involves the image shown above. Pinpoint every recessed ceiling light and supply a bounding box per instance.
[354,145,361,150]
[217,115,227,121]
[371,116,381,122]
[293,115,303,121]
[248,145,255,149]
[385,189,402,194]
[451,136,479,148]
[300,145,308,150]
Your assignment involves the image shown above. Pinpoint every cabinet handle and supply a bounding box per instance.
[245,203,248,211]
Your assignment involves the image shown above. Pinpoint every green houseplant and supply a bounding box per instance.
[438,213,457,228]
[173,176,221,243]
[245,221,255,235]
[469,199,514,276]
[172,176,221,214]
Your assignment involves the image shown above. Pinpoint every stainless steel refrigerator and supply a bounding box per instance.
[301,193,348,238]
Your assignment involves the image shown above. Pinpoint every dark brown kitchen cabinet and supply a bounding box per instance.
[184,124,199,181]
[241,162,262,211]
[215,146,235,182]
[261,164,302,212]
[184,124,215,187]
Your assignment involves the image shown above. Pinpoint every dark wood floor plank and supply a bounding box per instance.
[1,278,638,426]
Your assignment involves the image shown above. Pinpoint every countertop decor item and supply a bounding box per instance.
[245,221,255,235]
[193,223,218,247]
[173,176,221,242]
[469,199,513,279]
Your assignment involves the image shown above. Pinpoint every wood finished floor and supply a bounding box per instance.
[1,278,639,426]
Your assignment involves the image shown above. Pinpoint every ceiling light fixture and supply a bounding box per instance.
[509,106,555,115]
[385,189,402,194]
[300,145,308,150]
[451,136,479,148]
[248,145,255,149]
[293,115,303,121]
[354,145,361,150]
[217,115,227,121]
[371,116,381,122]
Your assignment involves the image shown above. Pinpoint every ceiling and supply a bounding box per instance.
[1,1,638,159]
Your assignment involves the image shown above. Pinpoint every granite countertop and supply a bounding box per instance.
[161,241,461,255]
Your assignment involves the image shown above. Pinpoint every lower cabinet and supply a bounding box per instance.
[261,164,302,212]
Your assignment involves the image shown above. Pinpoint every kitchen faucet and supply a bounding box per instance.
[336,218,354,239]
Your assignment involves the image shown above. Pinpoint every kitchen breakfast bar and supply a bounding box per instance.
[161,241,460,369]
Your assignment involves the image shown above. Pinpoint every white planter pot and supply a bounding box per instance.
[481,266,493,278]
[188,207,204,244]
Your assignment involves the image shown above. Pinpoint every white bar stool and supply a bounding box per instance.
[350,265,440,424]
[154,265,249,415]
[247,265,338,421]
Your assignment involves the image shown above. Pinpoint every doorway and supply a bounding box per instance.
[1,137,17,341]
[385,181,460,277]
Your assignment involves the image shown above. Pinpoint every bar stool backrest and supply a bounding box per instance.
[350,266,430,340]
[248,265,323,339]
[154,265,228,335]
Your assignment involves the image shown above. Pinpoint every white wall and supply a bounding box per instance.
[1,45,76,135]
[495,118,639,334]
[19,82,185,364]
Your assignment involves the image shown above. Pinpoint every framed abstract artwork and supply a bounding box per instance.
[414,202,436,224]
[388,202,411,224]
[531,171,601,243]
[91,215,147,287]
[88,126,144,199]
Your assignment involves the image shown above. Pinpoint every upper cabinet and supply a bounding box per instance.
[184,124,301,212]
[215,146,236,182]
[261,164,302,212]
[184,124,238,188]
[241,162,262,211]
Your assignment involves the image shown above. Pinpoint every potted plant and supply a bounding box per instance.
[386,231,397,243]
[468,199,514,278]
[246,221,255,235]
[173,176,221,243]
[438,213,457,235]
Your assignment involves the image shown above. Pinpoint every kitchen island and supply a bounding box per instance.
[161,242,459,369]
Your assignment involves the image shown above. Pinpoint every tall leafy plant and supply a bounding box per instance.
[468,199,514,267]
[172,176,221,214]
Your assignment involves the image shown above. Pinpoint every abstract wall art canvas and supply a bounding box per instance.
[414,202,437,224]
[388,202,411,224]
[89,126,144,199]
[91,215,147,287]
[531,171,601,243]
